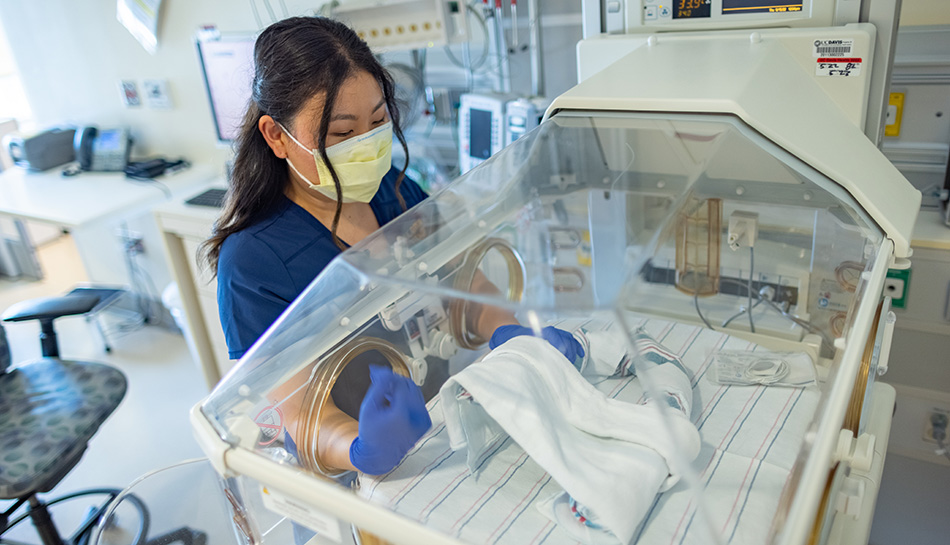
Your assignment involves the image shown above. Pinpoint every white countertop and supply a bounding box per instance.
[911,209,950,251]
[153,180,228,240]
[0,163,221,228]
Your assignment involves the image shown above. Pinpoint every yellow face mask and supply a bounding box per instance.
[280,121,393,203]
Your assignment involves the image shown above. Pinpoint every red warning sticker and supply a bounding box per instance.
[255,406,284,446]
[816,58,862,77]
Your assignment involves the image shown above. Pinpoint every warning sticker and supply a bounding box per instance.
[813,39,854,58]
[254,406,283,446]
[816,58,862,77]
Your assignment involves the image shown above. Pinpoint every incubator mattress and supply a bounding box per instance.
[358,316,820,544]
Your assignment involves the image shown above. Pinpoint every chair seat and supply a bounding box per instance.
[0,358,127,499]
[1,295,101,323]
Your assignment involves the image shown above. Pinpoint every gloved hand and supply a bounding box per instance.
[349,365,432,475]
[489,324,585,367]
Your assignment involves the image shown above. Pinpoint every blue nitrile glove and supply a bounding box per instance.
[349,365,432,475]
[489,324,585,367]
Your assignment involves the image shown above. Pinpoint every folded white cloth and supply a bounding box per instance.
[574,322,631,378]
[439,333,701,544]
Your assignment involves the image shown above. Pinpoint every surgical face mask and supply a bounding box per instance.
[279,121,393,203]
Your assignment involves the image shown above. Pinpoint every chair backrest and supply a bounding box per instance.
[0,323,10,374]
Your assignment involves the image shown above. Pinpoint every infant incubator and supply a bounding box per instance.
[192,23,918,545]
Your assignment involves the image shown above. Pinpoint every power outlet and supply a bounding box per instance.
[885,268,911,308]
[922,409,950,444]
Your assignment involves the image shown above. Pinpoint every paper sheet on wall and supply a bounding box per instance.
[117,0,162,55]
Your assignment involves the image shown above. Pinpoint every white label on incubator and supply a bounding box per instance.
[816,58,862,77]
[813,39,854,57]
[260,487,343,542]
[816,278,850,311]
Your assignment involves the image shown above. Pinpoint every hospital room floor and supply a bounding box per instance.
[0,235,209,543]
[1,236,948,545]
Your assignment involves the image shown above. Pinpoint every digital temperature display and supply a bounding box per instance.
[674,0,711,19]
[722,0,803,14]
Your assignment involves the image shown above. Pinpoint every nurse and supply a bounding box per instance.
[203,16,583,476]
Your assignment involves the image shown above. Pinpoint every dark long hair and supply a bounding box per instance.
[202,16,409,276]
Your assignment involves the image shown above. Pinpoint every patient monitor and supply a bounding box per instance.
[191,1,918,544]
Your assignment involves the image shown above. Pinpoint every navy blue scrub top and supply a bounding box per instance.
[217,167,427,360]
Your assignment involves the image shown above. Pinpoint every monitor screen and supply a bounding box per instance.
[469,109,492,160]
[196,36,256,143]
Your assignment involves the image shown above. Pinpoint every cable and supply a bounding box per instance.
[757,290,833,347]
[261,0,277,23]
[721,299,763,328]
[694,292,713,329]
[248,0,263,28]
[747,246,755,334]
[444,2,490,71]
[716,278,831,347]
[742,357,789,385]
[125,177,171,198]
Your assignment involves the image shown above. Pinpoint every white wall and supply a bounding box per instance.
[0,0,269,165]
[900,0,950,26]
[0,1,583,166]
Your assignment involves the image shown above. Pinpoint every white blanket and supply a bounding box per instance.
[439,334,701,544]
[359,316,821,545]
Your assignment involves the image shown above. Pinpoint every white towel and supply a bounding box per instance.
[439,334,701,544]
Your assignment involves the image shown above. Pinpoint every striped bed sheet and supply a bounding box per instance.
[358,316,820,544]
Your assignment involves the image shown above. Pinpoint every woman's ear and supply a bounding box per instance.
[259,115,289,159]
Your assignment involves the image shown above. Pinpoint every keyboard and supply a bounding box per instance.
[185,188,227,208]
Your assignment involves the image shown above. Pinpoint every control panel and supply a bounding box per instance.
[587,0,856,35]
[459,93,512,174]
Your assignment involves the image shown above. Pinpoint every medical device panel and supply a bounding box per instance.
[504,97,549,146]
[582,0,857,36]
[458,92,512,174]
[329,0,469,53]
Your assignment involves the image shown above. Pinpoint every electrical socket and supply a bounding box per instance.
[922,409,950,444]
[728,211,759,251]
[882,276,906,300]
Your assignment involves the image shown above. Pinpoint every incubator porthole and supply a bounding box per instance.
[449,238,526,350]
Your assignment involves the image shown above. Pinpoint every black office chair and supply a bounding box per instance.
[0,295,142,545]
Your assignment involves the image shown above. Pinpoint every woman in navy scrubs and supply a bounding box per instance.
[203,17,582,477]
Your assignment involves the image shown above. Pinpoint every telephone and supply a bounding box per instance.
[74,126,132,172]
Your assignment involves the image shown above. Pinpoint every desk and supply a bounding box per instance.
[0,164,218,290]
[0,164,217,228]
[154,183,230,389]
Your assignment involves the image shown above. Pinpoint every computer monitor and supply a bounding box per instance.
[196,35,256,144]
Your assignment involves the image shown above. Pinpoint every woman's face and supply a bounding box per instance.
[284,70,390,192]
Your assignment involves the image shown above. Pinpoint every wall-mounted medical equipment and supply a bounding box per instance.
[195,33,256,144]
[458,92,512,173]
[328,0,468,52]
[581,0,860,37]
[580,0,898,145]
[504,96,548,146]
[191,1,918,544]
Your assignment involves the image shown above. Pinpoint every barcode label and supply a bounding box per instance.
[813,39,854,58]
[817,46,850,56]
